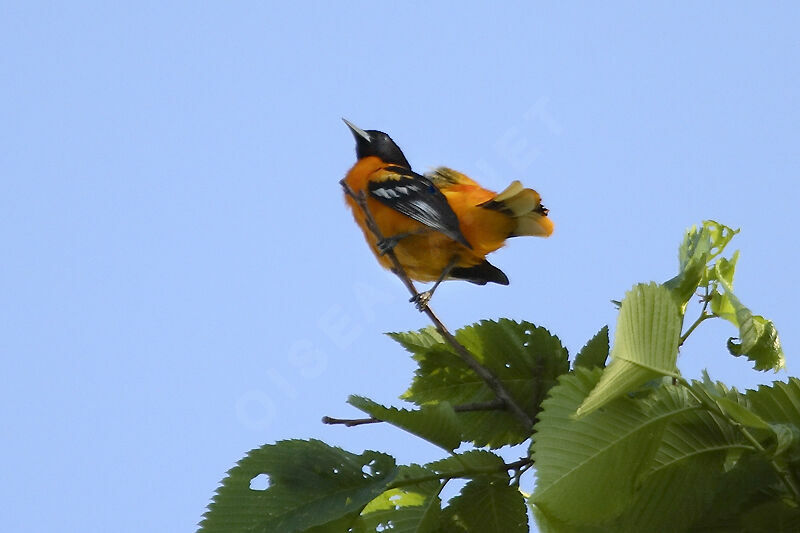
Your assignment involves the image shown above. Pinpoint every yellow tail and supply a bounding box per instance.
[479,180,554,237]
[426,167,554,238]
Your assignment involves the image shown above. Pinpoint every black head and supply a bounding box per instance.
[342,119,411,168]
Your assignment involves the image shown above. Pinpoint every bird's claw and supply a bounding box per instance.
[410,291,432,311]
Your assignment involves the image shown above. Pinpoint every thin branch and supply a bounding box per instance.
[340,181,534,430]
[679,313,714,347]
[386,457,534,490]
[321,415,379,427]
[322,399,506,427]
[679,285,716,347]
[505,457,533,473]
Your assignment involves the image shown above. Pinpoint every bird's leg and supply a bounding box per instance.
[376,228,431,255]
[410,254,460,311]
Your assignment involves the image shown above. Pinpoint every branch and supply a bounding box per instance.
[679,312,714,347]
[505,457,533,472]
[340,181,534,430]
[322,399,505,427]
[386,457,534,490]
[679,286,716,347]
[321,415,380,427]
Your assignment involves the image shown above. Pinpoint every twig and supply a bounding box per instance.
[679,313,714,347]
[322,399,506,427]
[386,457,534,490]
[340,181,534,430]
[506,457,533,473]
[321,415,380,427]
[679,286,716,347]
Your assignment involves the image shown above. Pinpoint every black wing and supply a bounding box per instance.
[368,165,471,248]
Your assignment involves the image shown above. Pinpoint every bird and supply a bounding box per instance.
[341,119,553,308]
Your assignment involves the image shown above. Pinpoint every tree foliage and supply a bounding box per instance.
[200,221,792,532]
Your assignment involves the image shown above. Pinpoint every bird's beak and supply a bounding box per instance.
[342,118,371,143]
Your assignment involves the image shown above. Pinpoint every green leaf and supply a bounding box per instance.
[702,242,785,371]
[531,506,608,533]
[388,327,445,353]
[652,384,747,467]
[608,385,750,531]
[573,326,609,369]
[770,424,800,458]
[577,283,681,417]
[715,397,771,430]
[427,450,506,478]
[746,379,800,426]
[443,477,528,532]
[664,220,739,307]
[348,396,463,451]
[357,466,443,533]
[710,250,740,323]
[711,291,737,328]
[746,379,800,458]
[363,488,427,514]
[740,501,800,532]
[686,375,773,449]
[535,377,759,530]
[612,455,722,533]
[723,292,785,371]
[532,368,675,525]
[709,250,739,289]
[388,464,442,492]
[359,496,441,533]
[531,504,608,533]
[199,439,397,533]
[688,455,778,531]
[399,319,569,448]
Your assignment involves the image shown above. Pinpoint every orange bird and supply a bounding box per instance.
[341,119,553,307]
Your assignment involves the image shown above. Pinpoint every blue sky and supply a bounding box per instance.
[3,3,799,531]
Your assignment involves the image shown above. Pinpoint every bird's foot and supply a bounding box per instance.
[410,290,432,311]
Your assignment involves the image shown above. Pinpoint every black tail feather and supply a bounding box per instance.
[450,260,510,286]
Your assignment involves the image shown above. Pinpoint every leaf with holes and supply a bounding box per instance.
[348,396,463,451]
[199,439,397,533]
[396,319,569,448]
[357,495,441,533]
[664,220,738,308]
[356,465,443,533]
[426,450,506,478]
[577,283,681,417]
[443,476,528,532]
[573,326,609,369]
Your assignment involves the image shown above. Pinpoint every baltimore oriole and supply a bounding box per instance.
[341,119,553,307]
